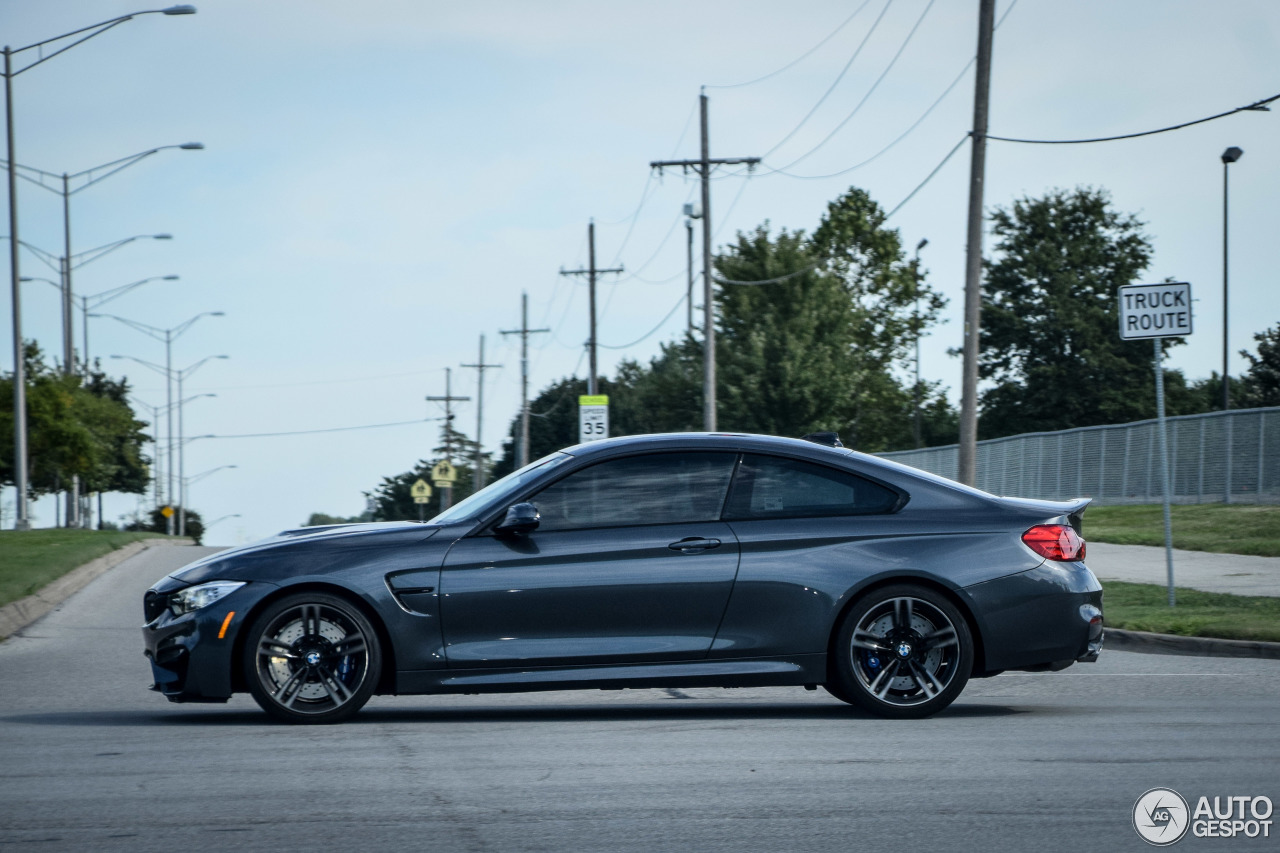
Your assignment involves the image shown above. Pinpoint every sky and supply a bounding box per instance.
[2,0,1277,544]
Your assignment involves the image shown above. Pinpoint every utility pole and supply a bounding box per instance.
[426,367,469,510]
[912,238,928,449]
[958,0,996,486]
[501,292,549,469]
[461,335,502,491]
[650,91,759,431]
[560,220,622,395]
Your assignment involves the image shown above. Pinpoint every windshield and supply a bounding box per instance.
[430,452,574,525]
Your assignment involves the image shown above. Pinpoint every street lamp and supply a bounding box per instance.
[99,311,225,531]
[182,464,236,536]
[19,268,179,368]
[4,144,202,375]
[12,233,174,526]
[912,238,929,449]
[1221,146,1243,412]
[204,513,241,532]
[3,5,198,530]
[111,351,226,534]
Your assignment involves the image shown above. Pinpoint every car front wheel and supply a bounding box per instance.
[828,584,973,719]
[244,592,381,724]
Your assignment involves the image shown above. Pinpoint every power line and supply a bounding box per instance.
[203,419,430,439]
[598,294,688,350]
[725,0,1016,182]
[988,92,1278,144]
[716,264,820,287]
[883,133,969,220]
[188,368,437,392]
[772,0,937,171]
[705,1,875,90]
[714,134,968,287]
[760,0,891,160]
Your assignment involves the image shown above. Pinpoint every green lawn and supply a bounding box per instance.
[0,529,165,609]
[1103,580,1280,643]
[1086,504,1280,558]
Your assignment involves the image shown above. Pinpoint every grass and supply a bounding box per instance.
[1085,504,1280,558]
[1103,580,1280,643]
[0,529,166,609]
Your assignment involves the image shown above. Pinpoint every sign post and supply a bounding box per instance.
[1119,282,1192,607]
[578,394,609,444]
[411,478,433,522]
[431,460,457,511]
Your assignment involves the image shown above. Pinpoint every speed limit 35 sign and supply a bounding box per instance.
[579,395,609,443]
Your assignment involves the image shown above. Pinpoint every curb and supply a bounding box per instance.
[1106,628,1280,661]
[0,537,194,640]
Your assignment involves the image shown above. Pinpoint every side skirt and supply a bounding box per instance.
[394,654,827,695]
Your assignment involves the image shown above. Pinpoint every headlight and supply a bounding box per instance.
[169,581,246,615]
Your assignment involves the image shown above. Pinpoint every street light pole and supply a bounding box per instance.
[1221,146,1243,412]
[99,311,225,531]
[2,6,198,529]
[10,231,172,527]
[4,145,201,373]
[5,48,29,529]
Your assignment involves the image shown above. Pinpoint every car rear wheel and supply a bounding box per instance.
[244,592,381,724]
[827,584,973,719]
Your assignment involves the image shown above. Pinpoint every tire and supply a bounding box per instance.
[244,592,381,724]
[827,584,974,719]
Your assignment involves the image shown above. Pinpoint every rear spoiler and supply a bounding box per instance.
[997,496,1092,533]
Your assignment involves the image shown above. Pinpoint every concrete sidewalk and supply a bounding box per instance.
[1087,541,1280,597]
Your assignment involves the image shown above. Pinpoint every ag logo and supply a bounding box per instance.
[1134,788,1190,845]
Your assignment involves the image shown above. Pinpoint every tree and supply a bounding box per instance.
[977,188,1171,438]
[0,344,149,498]
[710,189,949,450]
[79,364,150,496]
[1240,324,1280,407]
[305,512,366,526]
[126,507,204,544]
[713,225,860,439]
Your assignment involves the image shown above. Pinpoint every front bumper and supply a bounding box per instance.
[141,579,275,703]
[965,560,1104,673]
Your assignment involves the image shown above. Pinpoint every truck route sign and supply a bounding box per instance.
[1118,282,1193,340]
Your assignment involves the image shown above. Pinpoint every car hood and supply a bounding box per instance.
[164,521,442,587]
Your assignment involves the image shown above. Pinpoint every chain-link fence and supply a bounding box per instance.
[879,407,1280,505]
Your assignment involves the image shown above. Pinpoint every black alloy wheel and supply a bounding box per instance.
[828,584,973,719]
[244,592,381,724]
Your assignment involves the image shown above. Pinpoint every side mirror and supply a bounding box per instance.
[495,502,540,537]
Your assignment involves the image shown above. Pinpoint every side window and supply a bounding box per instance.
[531,452,737,532]
[723,454,900,520]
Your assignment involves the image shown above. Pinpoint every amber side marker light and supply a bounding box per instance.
[1022,525,1086,561]
[218,611,236,639]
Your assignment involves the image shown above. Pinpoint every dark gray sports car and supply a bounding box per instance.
[143,432,1103,724]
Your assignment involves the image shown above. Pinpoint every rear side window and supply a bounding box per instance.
[723,454,900,520]
[531,451,737,531]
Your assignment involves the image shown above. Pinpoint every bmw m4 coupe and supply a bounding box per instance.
[143,432,1103,723]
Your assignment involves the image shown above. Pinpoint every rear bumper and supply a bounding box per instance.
[141,581,274,703]
[964,560,1104,672]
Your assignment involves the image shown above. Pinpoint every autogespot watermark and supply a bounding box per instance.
[1133,788,1274,845]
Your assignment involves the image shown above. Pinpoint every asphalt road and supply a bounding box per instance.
[1,545,1277,852]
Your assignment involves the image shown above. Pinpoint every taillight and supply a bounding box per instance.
[1022,524,1086,561]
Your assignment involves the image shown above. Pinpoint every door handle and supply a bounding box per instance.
[668,537,722,554]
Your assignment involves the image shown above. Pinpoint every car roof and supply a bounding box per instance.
[559,431,999,509]
[562,431,852,460]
